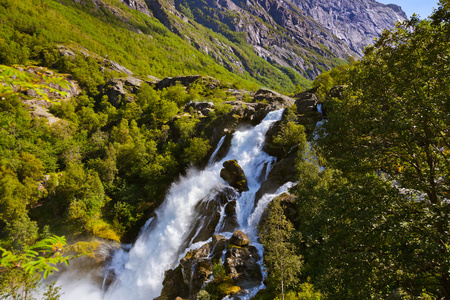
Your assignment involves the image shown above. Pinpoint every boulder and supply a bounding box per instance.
[219,200,239,233]
[159,231,264,299]
[104,79,126,106]
[220,160,249,192]
[253,88,296,108]
[159,266,189,300]
[155,75,221,90]
[224,245,262,287]
[180,244,213,295]
[159,235,229,299]
[295,91,318,113]
[229,230,250,247]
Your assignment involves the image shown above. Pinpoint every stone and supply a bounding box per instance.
[155,75,220,90]
[229,230,250,247]
[295,91,319,113]
[255,155,297,204]
[220,160,249,192]
[104,79,126,106]
[220,201,239,233]
[183,186,238,245]
[224,245,262,287]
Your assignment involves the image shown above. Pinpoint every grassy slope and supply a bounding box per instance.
[0,0,312,93]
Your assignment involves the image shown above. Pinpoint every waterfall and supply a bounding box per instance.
[58,109,287,299]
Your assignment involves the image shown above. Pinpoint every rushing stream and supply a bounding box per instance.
[58,109,292,299]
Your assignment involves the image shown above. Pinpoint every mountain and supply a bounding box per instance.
[0,0,405,93]
[117,0,406,80]
[292,0,407,56]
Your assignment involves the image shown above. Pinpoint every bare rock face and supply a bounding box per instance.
[292,0,406,56]
[118,0,152,17]
[137,0,405,80]
[220,160,249,193]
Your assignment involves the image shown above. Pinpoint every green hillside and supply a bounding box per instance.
[0,0,312,93]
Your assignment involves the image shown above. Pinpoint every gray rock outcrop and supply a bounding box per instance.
[129,0,405,80]
[159,231,262,299]
[292,0,406,56]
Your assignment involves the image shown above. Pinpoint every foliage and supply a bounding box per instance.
[272,121,306,158]
[0,0,303,93]
[196,289,211,300]
[297,4,450,299]
[311,58,355,100]
[0,65,70,102]
[203,260,240,300]
[0,235,71,299]
[260,197,302,300]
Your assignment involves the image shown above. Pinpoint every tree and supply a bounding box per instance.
[317,5,450,297]
[260,197,302,300]
[182,137,211,165]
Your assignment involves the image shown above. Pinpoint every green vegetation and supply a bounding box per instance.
[0,235,72,299]
[1,0,448,298]
[203,260,241,299]
[259,2,450,299]
[0,0,312,94]
[260,197,302,300]
[0,59,238,297]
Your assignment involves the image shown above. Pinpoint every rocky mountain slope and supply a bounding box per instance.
[292,0,407,56]
[116,0,405,80]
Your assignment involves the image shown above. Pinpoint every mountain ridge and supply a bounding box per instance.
[116,0,405,79]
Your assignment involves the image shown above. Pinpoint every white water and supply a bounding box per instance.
[58,109,287,299]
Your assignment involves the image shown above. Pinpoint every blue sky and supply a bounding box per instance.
[377,0,440,18]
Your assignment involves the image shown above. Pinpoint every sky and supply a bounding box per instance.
[377,0,440,19]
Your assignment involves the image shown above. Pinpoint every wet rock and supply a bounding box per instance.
[224,200,237,216]
[160,266,189,299]
[229,230,250,248]
[160,235,229,299]
[224,245,262,287]
[255,155,297,204]
[211,234,228,261]
[183,187,238,245]
[220,160,249,193]
[180,244,213,296]
[220,200,239,233]
[159,231,263,299]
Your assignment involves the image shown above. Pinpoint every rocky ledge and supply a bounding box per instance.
[158,230,262,300]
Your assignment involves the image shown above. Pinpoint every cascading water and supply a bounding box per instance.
[58,109,290,299]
